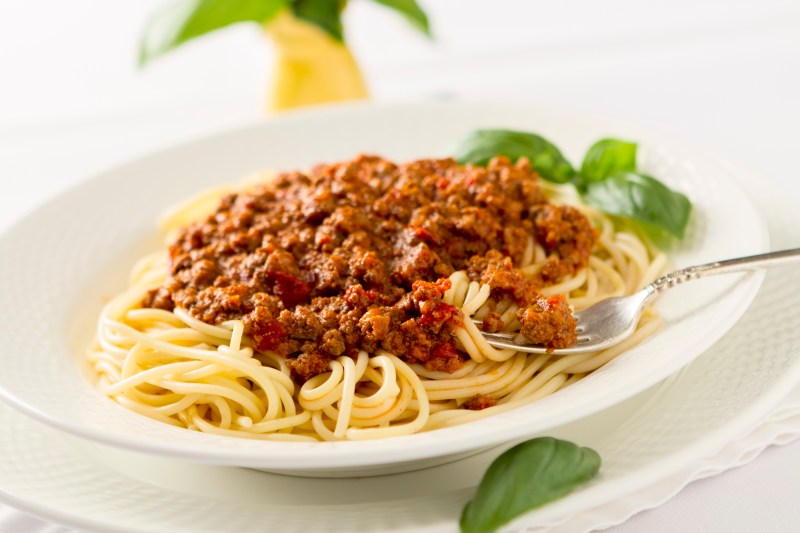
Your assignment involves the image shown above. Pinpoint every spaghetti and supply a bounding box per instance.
[89,156,666,441]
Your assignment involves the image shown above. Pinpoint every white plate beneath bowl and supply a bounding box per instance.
[0,102,767,475]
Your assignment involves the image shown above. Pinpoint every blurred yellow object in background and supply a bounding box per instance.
[139,0,428,115]
[266,10,368,112]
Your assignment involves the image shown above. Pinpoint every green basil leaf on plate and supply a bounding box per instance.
[584,172,692,238]
[292,0,346,41]
[460,437,601,533]
[139,0,288,65]
[372,0,432,37]
[579,138,637,185]
[454,129,576,183]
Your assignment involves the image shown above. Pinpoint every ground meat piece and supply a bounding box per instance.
[467,251,538,301]
[279,307,322,340]
[531,204,596,280]
[359,307,392,344]
[516,294,577,350]
[190,259,219,285]
[305,252,348,294]
[391,242,440,285]
[538,256,566,285]
[320,329,346,356]
[411,278,451,302]
[424,353,465,373]
[289,351,330,381]
[463,394,497,411]
[419,300,460,332]
[348,248,388,287]
[481,311,505,333]
[191,284,250,323]
[265,249,300,277]
[424,340,464,372]
[327,205,369,234]
[145,155,592,381]
[143,286,175,311]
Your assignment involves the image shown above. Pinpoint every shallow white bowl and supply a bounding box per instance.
[0,102,766,476]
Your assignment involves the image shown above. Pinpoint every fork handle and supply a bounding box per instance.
[646,247,800,297]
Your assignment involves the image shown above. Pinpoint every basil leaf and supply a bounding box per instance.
[372,0,432,37]
[454,130,575,183]
[139,0,288,65]
[460,437,601,533]
[291,0,345,42]
[580,138,637,184]
[584,172,692,238]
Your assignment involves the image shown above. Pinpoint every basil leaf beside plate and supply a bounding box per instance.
[454,129,576,183]
[584,172,692,238]
[579,138,637,186]
[139,0,289,65]
[460,437,601,533]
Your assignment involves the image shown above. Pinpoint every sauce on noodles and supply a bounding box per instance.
[144,156,593,380]
[89,154,666,441]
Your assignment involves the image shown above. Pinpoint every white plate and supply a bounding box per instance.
[0,102,767,475]
[0,130,798,533]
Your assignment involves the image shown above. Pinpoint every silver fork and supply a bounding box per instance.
[477,248,800,354]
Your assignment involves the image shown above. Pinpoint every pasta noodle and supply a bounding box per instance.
[88,182,665,442]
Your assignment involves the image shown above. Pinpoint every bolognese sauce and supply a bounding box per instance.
[144,156,595,380]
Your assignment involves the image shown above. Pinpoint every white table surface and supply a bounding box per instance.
[2,1,800,531]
